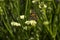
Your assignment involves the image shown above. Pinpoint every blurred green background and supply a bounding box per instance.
[0,0,60,40]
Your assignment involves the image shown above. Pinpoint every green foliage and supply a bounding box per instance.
[0,0,60,40]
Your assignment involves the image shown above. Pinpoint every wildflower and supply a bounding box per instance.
[44,4,47,8]
[25,20,37,26]
[20,15,25,19]
[32,0,39,3]
[25,21,30,25]
[43,21,49,25]
[29,37,34,40]
[30,37,34,39]
[39,5,41,8]
[32,0,36,3]
[11,22,21,26]
[39,2,47,8]
[30,20,37,26]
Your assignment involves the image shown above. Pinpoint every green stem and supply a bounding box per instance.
[2,16,15,38]
[52,0,56,9]
[25,0,28,15]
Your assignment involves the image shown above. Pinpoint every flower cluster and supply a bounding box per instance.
[25,20,37,26]
[11,21,21,26]
[11,15,37,27]
[39,2,47,9]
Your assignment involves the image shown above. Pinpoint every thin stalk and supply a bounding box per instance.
[2,2,15,39]
[2,16,15,38]
[52,0,56,9]
[25,0,28,15]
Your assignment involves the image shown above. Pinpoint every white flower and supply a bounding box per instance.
[32,1,36,3]
[32,0,39,3]
[39,2,47,8]
[20,15,25,19]
[11,22,21,26]
[29,37,34,40]
[43,21,49,25]
[44,4,47,8]
[39,5,41,8]
[25,21,30,25]
[25,20,37,26]
[30,20,37,26]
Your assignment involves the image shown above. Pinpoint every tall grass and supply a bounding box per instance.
[0,0,60,40]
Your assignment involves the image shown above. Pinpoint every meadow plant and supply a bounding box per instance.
[0,0,60,40]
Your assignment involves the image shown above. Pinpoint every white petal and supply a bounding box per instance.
[25,21,30,25]
[20,15,25,19]
[11,22,21,26]
[44,4,47,8]
[32,1,36,3]
[30,20,37,26]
